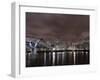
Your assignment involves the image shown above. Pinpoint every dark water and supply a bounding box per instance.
[26,50,89,67]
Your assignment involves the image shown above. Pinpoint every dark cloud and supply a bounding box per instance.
[26,12,89,43]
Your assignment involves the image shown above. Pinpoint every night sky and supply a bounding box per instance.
[26,12,89,43]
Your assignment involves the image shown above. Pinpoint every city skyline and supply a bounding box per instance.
[26,12,90,67]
